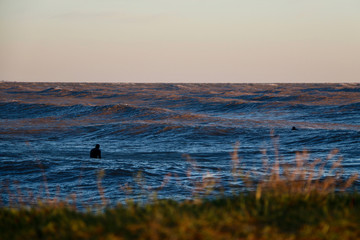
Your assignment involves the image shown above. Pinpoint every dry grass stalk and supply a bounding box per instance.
[97,169,107,206]
[229,144,359,199]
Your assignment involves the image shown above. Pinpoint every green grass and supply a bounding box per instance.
[1,192,360,240]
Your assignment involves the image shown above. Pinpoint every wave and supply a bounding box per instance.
[0,102,94,119]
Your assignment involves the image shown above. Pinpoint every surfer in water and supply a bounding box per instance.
[90,144,101,158]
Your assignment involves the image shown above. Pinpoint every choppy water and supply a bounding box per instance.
[1,82,360,204]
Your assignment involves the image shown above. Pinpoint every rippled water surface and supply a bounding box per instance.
[1,82,359,204]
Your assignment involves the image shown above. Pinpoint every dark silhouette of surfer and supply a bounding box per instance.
[292,126,298,131]
[90,144,101,158]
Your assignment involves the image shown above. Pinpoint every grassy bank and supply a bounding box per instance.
[1,192,360,240]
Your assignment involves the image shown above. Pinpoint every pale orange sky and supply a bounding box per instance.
[1,0,359,83]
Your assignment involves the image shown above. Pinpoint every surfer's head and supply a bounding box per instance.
[95,144,100,149]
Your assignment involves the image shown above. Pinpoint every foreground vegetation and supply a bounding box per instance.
[1,145,359,239]
[1,192,360,240]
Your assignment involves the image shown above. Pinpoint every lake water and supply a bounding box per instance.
[1,82,359,205]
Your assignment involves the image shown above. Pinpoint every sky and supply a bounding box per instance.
[1,0,359,83]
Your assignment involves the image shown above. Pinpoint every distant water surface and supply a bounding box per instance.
[1,82,359,204]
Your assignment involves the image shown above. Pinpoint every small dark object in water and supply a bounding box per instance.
[292,126,298,130]
[90,144,101,158]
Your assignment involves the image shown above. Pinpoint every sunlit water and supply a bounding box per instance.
[1,82,359,204]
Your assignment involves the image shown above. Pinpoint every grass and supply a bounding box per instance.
[1,192,360,239]
[1,142,359,240]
